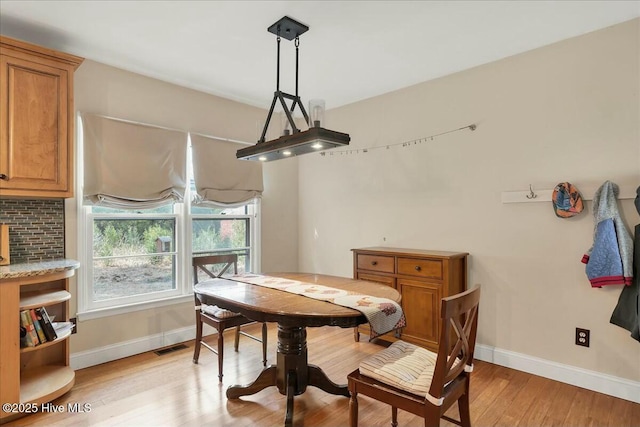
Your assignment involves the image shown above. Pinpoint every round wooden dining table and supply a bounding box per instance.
[193,272,402,427]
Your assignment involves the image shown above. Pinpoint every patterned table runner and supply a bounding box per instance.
[232,274,406,340]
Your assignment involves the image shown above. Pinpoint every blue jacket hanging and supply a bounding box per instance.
[581,181,634,287]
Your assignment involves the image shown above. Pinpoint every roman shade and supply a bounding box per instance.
[190,134,263,205]
[82,114,188,209]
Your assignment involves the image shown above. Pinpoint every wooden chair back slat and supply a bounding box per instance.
[430,286,480,401]
[192,254,238,284]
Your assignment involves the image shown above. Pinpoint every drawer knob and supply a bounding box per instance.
[415,266,421,271]
[371,261,378,266]
[0,173,7,180]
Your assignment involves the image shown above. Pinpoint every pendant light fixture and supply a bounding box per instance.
[236,16,350,161]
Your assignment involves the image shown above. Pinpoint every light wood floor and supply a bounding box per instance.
[7,324,639,427]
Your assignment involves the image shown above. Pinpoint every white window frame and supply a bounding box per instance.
[76,123,261,320]
[82,209,184,310]
[77,198,260,321]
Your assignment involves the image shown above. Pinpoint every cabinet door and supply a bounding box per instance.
[0,54,71,197]
[397,278,441,350]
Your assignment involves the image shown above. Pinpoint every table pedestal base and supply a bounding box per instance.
[226,324,349,426]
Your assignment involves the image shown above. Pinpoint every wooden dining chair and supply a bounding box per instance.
[192,254,268,382]
[347,286,481,427]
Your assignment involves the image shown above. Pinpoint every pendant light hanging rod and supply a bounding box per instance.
[276,33,280,92]
[258,18,310,143]
[295,37,299,98]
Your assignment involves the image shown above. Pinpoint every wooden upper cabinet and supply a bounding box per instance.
[0,36,83,198]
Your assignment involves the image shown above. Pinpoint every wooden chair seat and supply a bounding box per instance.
[201,304,243,319]
[358,340,440,398]
[192,254,268,382]
[348,286,481,427]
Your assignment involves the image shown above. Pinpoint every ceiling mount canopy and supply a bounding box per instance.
[236,16,350,162]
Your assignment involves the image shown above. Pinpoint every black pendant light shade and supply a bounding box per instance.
[236,126,350,161]
[236,16,350,161]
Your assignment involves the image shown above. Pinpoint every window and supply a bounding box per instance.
[191,203,257,283]
[77,123,261,318]
[79,197,259,317]
[89,205,178,306]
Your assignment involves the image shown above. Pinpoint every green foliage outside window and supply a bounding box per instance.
[192,219,248,252]
[93,219,175,265]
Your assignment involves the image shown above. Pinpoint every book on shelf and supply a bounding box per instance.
[19,326,27,348]
[52,321,75,337]
[19,310,39,347]
[36,307,58,341]
[29,309,47,344]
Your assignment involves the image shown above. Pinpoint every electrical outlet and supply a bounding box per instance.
[70,317,77,334]
[575,327,589,347]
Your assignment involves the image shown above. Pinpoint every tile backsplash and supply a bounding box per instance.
[0,199,65,263]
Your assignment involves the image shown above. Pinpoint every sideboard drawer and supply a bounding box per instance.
[357,254,395,274]
[357,272,396,288]
[397,257,443,280]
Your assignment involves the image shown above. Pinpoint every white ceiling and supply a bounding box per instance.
[1,1,638,110]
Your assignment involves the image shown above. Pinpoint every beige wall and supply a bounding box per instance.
[67,60,299,353]
[297,19,640,381]
[66,19,639,386]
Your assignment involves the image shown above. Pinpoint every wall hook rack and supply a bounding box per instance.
[501,182,637,204]
[526,185,537,199]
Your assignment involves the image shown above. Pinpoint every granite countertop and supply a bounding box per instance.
[0,258,80,280]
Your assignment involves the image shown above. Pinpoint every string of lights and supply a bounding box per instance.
[319,123,476,157]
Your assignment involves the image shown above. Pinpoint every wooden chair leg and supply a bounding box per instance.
[391,406,398,427]
[234,326,241,351]
[217,328,225,382]
[424,405,441,427]
[261,322,268,366]
[349,392,358,427]
[193,313,203,364]
[459,392,471,427]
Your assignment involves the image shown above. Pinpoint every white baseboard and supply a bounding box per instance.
[71,328,639,404]
[70,326,196,370]
[474,344,640,404]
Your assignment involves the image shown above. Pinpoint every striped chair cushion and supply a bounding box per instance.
[202,304,241,319]
[359,340,437,397]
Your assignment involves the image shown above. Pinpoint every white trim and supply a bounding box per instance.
[253,198,262,273]
[70,325,197,370]
[474,344,640,404]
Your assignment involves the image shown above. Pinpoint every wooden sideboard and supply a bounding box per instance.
[0,36,83,198]
[352,247,468,351]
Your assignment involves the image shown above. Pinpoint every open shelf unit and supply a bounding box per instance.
[0,268,77,424]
